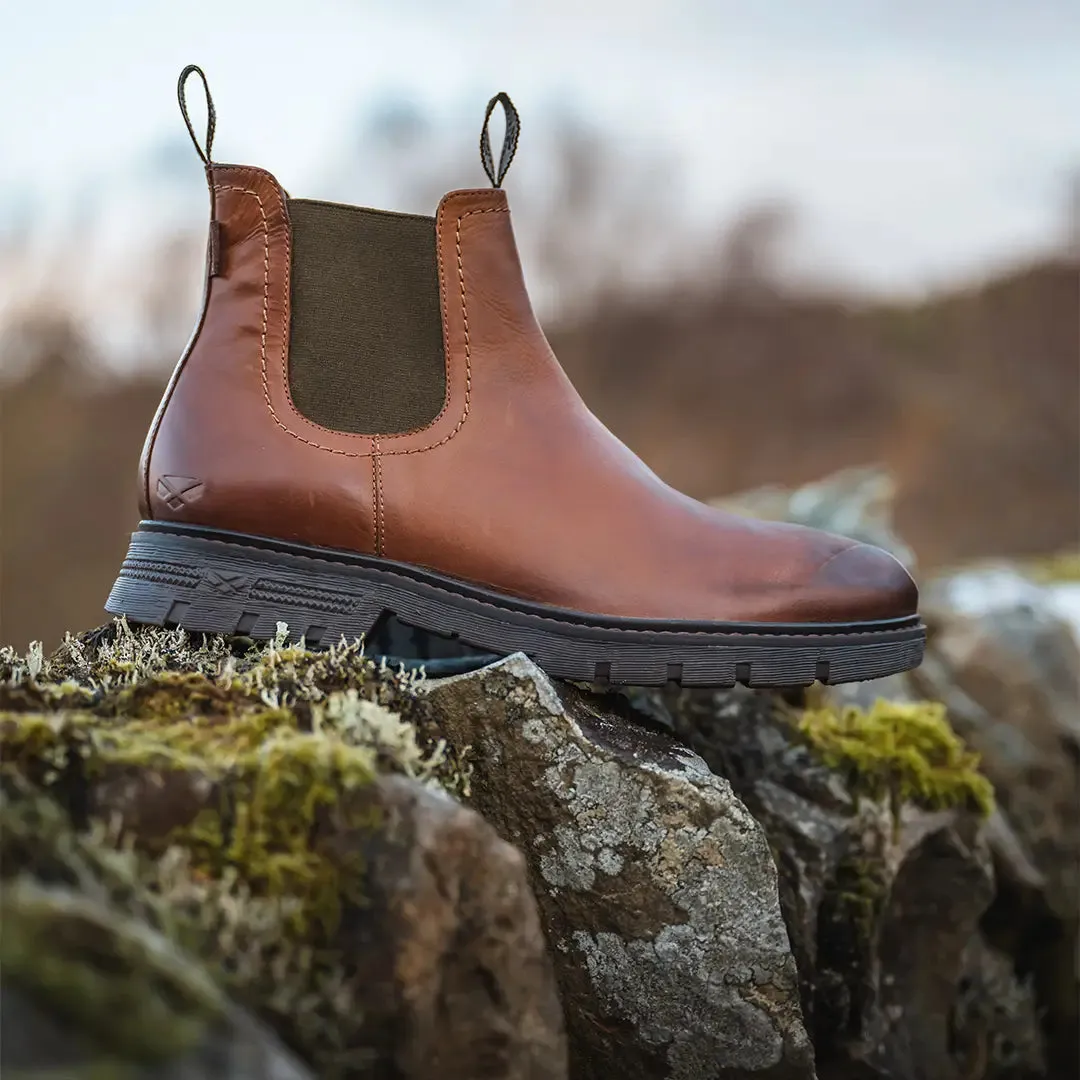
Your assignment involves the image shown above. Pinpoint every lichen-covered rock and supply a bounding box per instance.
[0,621,567,1080]
[665,685,998,1080]
[423,654,814,1080]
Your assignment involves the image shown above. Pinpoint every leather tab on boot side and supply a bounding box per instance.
[207,219,222,277]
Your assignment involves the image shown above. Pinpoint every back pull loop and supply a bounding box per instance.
[479,92,520,189]
[177,64,216,165]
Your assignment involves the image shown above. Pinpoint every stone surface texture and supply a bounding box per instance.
[666,684,1010,1080]
[424,655,815,1080]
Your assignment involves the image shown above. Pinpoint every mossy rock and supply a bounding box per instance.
[0,619,472,1077]
[2,871,223,1068]
[663,682,1000,1079]
[0,779,315,1079]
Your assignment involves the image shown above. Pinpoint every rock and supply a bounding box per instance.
[708,468,1079,1078]
[665,684,997,1080]
[929,560,1080,644]
[0,872,313,1080]
[355,775,568,1080]
[909,567,1080,1077]
[422,654,814,1080]
[0,622,567,1080]
[949,933,1046,1080]
[916,575,1080,919]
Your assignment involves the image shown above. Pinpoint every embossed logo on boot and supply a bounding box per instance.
[203,569,249,596]
[157,475,205,510]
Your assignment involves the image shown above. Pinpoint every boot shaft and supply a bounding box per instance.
[139,68,526,552]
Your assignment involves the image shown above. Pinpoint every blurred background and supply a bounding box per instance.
[2,0,1078,651]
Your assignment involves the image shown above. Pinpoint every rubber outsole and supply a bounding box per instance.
[105,522,926,688]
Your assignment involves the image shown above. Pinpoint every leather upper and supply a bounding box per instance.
[141,164,918,625]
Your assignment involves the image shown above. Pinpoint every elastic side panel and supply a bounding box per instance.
[286,198,447,434]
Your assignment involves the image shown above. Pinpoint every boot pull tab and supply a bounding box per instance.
[479,92,520,189]
[177,64,217,165]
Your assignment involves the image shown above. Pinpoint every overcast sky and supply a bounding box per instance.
[1,0,1077,350]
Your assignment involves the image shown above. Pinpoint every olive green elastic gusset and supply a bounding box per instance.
[286,198,447,436]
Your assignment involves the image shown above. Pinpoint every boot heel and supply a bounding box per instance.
[106,525,386,646]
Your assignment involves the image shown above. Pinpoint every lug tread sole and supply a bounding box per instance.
[105,523,926,688]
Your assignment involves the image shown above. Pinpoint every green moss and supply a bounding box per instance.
[172,728,380,938]
[0,785,219,1073]
[0,782,358,1075]
[831,856,888,937]
[2,1067,135,1080]
[814,852,891,1040]
[0,710,96,785]
[797,695,995,821]
[1,686,383,944]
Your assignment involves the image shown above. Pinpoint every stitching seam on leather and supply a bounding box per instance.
[213,181,505,459]
[373,437,383,556]
[216,185,275,423]
[370,452,379,557]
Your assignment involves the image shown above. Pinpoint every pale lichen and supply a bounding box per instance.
[1,617,469,793]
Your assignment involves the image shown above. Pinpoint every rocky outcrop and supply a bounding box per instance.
[0,623,567,1080]
[664,685,1009,1079]
[3,464,1076,1080]
[909,565,1080,1077]
[418,643,1044,1080]
[423,655,814,1080]
[707,465,1077,1079]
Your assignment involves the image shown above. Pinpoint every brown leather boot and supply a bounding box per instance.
[107,66,924,688]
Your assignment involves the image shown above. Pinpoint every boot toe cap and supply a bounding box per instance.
[810,541,919,622]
